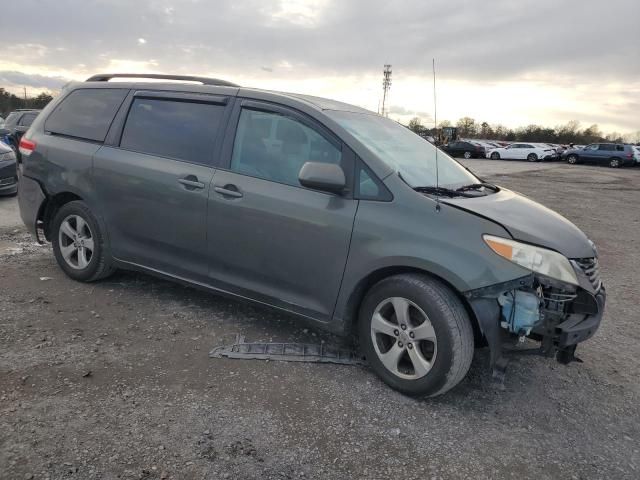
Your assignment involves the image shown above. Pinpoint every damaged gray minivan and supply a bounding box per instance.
[18,74,605,396]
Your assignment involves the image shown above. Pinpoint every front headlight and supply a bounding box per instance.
[0,152,15,161]
[483,234,578,285]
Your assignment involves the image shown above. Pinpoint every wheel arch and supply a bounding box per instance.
[41,191,84,241]
[338,265,483,345]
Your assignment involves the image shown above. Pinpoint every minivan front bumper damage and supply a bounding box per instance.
[464,268,605,380]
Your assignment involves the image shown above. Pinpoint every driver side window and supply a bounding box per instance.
[230,109,342,188]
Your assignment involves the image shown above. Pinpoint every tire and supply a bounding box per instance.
[567,155,578,165]
[358,274,474,397]
[609,157,621,168]
[463,151,472,159]
[490,152,500,160]
[527,153,539,162]
[51,200,115,282]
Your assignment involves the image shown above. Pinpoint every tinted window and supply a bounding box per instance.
[120,98,225,165]
[46,88,128,142]
[598,144,615,151]
[19,113,37,127]
[522,144,534,148]
[230,109,341,187]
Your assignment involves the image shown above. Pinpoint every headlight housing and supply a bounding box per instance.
[483,234,578,285]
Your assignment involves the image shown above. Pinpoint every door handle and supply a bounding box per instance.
[178,176,205,190]
[214,185,243,198]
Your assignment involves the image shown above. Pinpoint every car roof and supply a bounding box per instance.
[77,74,373,115]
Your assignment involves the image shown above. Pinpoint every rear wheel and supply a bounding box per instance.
[52,201,115,282]
[490,152,500,160]
[527,153,539,162]
[567,154,578,165]
[609,157,621,168]
[358,274,474,397]
[463,151,472,159]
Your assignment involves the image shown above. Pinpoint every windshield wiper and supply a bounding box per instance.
[413,186,476,198]
[455,182,499,193]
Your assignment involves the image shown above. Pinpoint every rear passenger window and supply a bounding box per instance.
[45,88,128,142]
[120,98,225,165]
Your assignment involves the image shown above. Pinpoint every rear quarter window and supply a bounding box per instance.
[45,88,128,142]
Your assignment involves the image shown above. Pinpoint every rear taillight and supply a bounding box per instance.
[19,137,36,157]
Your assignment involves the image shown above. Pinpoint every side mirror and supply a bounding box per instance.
[298,162,346,195]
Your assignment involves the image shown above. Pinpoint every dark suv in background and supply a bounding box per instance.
[0,109,41,158]
[17,74,605,397]
[563,143,636,168]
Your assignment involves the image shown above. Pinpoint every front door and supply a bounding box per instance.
[93,92,230,280]
[206,102,357,321]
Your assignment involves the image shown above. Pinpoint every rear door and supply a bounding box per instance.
[93,91,232,281]
[596,144,615,164]
[206,100,358,321]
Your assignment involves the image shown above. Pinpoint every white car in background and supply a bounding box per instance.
[486,142,558,162]
[632,146,640,164]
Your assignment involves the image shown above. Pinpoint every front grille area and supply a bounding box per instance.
[574,257,602,292]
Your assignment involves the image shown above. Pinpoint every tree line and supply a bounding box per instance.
[0,88,54,118]
[408,116,639,145]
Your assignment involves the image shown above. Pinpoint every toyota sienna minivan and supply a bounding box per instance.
[18,74,605,397]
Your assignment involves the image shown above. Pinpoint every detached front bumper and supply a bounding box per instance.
[465,267,606,371]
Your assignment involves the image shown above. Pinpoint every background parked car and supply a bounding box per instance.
[562,143,635,168]
[632,146,640,165]
[486,143,557,162]
[0,141,18,196]
[441,140,486,158]
[0,109,41,157]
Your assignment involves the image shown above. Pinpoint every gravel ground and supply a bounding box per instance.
[1,160,639,480]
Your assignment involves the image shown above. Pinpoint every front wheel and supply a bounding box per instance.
[490,152,500,160]
[51,201,115,282]
[358,274,474,397]
[463,151,472,159]
[567,154,578,165]
[527,153,539,162]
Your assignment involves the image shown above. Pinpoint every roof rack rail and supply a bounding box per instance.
[85,73,239,87]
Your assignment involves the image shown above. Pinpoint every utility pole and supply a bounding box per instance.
[23,86,27,107]
[381,64,392,117]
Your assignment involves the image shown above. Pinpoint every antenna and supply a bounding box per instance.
[433,58,441,212]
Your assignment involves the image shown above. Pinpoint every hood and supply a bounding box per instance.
[443,188,595,259]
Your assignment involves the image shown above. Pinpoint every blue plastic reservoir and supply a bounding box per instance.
[498,291,541,336]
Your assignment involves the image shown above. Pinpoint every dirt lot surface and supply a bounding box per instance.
[1,160,639,479]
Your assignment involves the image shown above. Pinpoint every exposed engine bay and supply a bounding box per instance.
[466,257,605,382]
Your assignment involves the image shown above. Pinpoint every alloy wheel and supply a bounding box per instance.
[463,151,471,159]
[58,214,94,270]
[370,297,437,380]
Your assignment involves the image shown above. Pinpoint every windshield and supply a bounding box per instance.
[327,111,478,189]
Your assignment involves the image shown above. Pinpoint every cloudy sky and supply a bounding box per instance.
[1,0,638,133]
